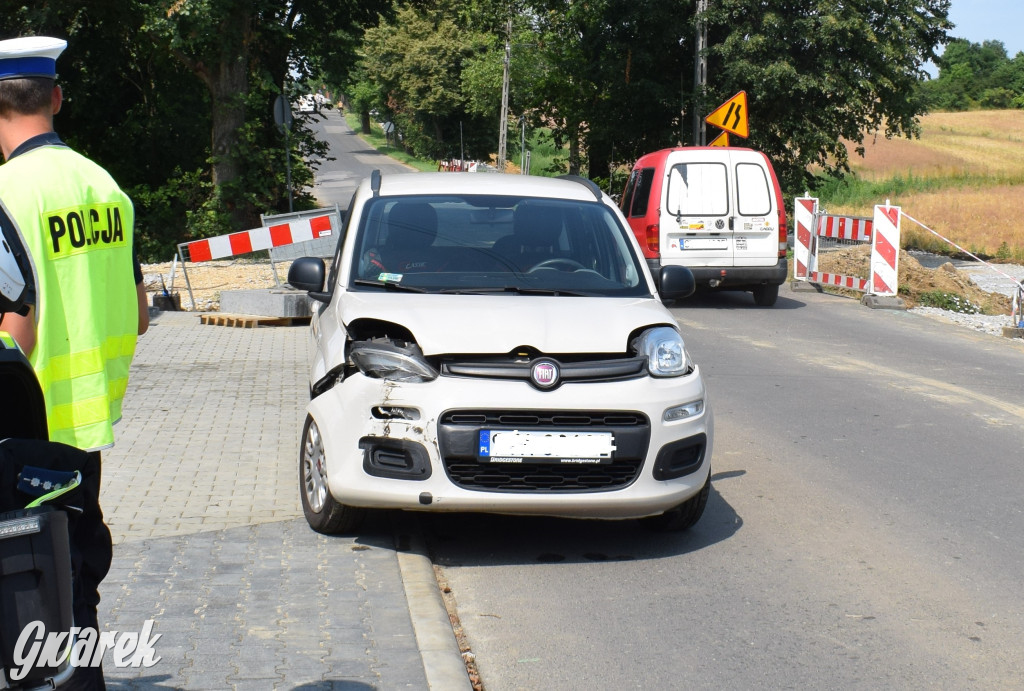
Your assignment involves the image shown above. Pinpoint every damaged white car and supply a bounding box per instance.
[287,171,713,533]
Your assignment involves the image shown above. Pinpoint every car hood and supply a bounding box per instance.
[337,292,676,356]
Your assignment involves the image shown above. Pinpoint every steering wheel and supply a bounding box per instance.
[529,258,588,272]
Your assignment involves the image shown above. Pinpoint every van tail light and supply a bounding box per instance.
[777,210,788,257]
[646,223,660,253]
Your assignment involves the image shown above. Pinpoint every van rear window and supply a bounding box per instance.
[666,163,728,216]
[736,162,772,216]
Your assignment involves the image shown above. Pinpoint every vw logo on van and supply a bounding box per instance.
[531,360,560,389]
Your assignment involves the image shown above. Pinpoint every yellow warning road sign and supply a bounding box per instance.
[708,131,730,147]
[705,91,749,138]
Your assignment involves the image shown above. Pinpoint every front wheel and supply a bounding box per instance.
[299,415,364,534]
[752,283,779,307]
[639,474,710,532]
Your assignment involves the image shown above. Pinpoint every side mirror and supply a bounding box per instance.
[659,265,695,300]
[288,257,331,303]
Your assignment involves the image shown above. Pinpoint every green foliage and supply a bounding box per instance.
[918,291,981,313]
[918,38,1024,111]
[705,0,952,198]
[3,0,959,258]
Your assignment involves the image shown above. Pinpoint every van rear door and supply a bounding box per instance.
[662,154,732,268]
[731,153,780,268]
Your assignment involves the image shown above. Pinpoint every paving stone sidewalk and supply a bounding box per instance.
[96,310,432,690]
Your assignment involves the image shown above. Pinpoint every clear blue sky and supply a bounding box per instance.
[945,0,1024,57]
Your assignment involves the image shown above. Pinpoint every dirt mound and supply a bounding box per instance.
[815,245,1011,314]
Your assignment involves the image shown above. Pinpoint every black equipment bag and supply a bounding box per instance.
[0,336,111,688]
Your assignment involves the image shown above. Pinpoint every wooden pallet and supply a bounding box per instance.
[199,313,311,328]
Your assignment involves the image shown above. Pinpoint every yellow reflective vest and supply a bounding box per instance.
[0,143,138,451]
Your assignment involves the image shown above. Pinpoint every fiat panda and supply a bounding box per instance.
[288,171,713,533]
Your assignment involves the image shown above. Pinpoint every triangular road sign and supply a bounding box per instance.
[705,91,749,138]
[708,131,730,147]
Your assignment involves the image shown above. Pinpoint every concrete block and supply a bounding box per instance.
[860,294,907,310]
[152,293,182,311]
[219,289,312,318]
[1002,326,1024,339]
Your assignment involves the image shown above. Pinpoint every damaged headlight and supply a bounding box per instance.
[349,341,439,383]
[637,326,691,377]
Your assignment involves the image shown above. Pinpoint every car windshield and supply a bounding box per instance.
[349,194,648,297]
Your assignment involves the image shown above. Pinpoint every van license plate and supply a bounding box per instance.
[682,238,728,250]
[478,430,615,464]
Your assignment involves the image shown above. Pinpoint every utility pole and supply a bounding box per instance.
[693,0,708,146]
[498,18,512,171]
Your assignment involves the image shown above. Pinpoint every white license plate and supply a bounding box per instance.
[478,430,615,464]
[682,237,728,250]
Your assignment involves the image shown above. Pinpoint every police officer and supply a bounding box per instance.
[0,35,148,690]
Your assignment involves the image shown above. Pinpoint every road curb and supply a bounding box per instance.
[396,534,472,690]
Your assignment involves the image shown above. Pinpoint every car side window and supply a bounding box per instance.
[629,168,655,218]
[619,170,638,215]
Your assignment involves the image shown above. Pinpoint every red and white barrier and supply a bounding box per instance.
[183,214,334,263]
[793,197,817,280]
[869,205,900,297]
[817,214,872,241]
[793,197,899,297]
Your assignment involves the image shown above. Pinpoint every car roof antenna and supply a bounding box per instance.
[370,169,381,197]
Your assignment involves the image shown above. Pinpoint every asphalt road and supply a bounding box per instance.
[306,109,413,207]
[422,288,1024,689]
[306,116,1024,688]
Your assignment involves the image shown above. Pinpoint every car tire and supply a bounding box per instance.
[752,283,779,306]
[299,415,364,534]
[639,473,710,532]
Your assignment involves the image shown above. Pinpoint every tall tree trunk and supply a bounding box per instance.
[207,57,248,205]
[361,107,372,134]
[567,123,582,175]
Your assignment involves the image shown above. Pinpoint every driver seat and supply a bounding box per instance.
[493,202,563,272]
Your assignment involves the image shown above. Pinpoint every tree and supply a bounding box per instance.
[692,0,951,195]
[919,38,1022,111]
[360,2,494,161]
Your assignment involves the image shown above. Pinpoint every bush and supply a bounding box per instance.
[918,290,981,314]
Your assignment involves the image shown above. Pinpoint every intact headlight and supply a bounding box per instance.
[349,341,438,382]
[638,326,691,377]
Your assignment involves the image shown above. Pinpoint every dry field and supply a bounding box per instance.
[830,110,1024,258]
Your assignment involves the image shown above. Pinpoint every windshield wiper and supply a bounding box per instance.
[438,286,590,297]
[353,279,426,293]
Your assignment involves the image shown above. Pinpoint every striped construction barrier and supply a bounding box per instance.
[181,213,334,263]
[793,196,817,280]
[817,214,872,241]
[793,197,900,296]
[869,205,900,297]
[172,207,341,311]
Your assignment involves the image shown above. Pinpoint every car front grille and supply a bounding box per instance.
[437,409,650,493]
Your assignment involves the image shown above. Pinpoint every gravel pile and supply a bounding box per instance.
[907,251,1024,336]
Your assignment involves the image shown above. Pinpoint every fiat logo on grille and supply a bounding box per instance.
[531,360,560,389]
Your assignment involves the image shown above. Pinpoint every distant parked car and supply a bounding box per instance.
[288,171,713,534]
[297,96,316,114]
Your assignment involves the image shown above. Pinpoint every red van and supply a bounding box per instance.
[620,147,788,306]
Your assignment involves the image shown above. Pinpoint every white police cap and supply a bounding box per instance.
[0,36,66,81]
